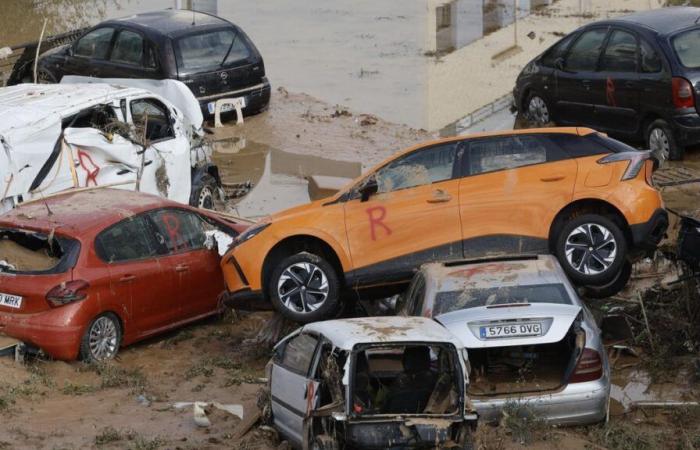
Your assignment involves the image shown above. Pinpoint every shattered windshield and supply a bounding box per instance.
[434,283,571,316]
[0,229,77,274]
[175,29,251,72]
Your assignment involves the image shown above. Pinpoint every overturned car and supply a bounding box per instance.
[0,77,222,214]
[266,316,478,449]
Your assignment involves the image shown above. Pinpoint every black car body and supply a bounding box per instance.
[513,7,700,161]
[31,10,270,117]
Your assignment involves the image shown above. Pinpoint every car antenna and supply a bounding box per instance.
[38,191,53,217]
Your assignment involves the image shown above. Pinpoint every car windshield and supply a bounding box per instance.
[434,283,571,316]
[673,28,700,69]
[175,29,251,72]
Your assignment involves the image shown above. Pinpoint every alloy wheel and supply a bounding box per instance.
[564,223,618,275]
[527,96,550,125]
[88,316,119,360]
[277,262,329,314]
[648,127,670,163]
[198,186,214,209]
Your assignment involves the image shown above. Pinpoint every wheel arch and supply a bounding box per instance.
[548,198,633,251]
[640,112,663,139]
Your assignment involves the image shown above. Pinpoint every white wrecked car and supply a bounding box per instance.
[0,77,222,214]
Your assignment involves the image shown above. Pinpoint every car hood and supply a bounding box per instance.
[436,303,581,348]
[267,196,340,222]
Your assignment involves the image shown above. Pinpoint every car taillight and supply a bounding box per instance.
[46,280,89,307]
[672,77,695,109]
[569,348,603,383]
[598,151,652,181]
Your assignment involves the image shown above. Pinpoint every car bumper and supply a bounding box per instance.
[471,378,610,426]
[197,77,271,117]
[220,254,272,310]
[670,113,700,146]
[0,306,84,360]
[630,208,668,251]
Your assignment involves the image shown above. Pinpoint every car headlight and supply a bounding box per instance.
[232,222,270,247]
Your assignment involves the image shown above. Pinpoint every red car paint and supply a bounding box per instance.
[0,189,246,360]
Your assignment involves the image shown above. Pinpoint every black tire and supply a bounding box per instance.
[269,251,341,323]
[312,435,339,450]
[37,68,58,84]
[646,118,683,162]
[555,214,628,286]
[190,173,218,209]
[581,260,632,299]
[524,91,553,126]
[79,312,122,362]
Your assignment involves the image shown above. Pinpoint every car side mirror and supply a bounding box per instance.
[554,57,565,71]
[67,45,74,57]
[360,177,378,202]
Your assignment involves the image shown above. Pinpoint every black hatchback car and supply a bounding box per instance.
[513,7,700,161]
[32,10,270,117]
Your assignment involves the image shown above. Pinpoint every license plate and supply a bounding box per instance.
[0,292,22,309]
[479,322,542,339]
[207,96,247,114]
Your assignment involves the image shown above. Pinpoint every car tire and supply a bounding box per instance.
[311,435,339,450]
[646,119,683,162]
[79,312,122,362]
[37,68,58,84]
[269,251,340,323]
[580,260,632,299]
[555,214,628,286]
[190,173,218,209]
[524,92,553,126]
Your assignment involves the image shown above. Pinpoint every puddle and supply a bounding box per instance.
[212,138,361,219]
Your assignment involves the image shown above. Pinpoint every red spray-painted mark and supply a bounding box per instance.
[366,206,392,241]
[77,150,100,186]
[606,77,617,107]
[161,213,189,251]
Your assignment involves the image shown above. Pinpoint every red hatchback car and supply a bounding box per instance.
[0,189,245,361]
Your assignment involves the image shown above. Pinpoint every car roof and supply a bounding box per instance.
[421,255,568,291]
[0,83,146,136]
[303,316,465,351]
[103,10,234,38]
[600,7,700,36]
[0,188,178,238]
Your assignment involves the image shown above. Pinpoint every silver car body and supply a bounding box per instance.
[402,254,610,425]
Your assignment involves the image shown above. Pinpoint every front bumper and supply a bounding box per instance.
[670,113,700,147]
[472,378,610,426]
[220,254,272,310]
[630,208,668,251]
[197,77,271,117]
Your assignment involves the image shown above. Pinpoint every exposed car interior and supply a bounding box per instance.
[0,228,64,273]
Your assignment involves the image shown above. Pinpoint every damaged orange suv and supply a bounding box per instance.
[222,128,667,322]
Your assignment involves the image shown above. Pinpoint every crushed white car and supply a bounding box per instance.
[0,77,222,214]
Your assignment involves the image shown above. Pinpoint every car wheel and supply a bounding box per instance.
[269,251,340,323]
[646,119,683,162]
[580,260,632,299]
[37,68,58,84]
[555,214,627,285]
[311,435,339,450]
[79,313,122,362]
[190,174,218,209]
[525,92,552,126]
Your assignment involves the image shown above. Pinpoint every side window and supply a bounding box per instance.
[465,135,557,176]
[410,275,427,316]
[144,41,158,69]
[110,30,144,66]
[130,98,174,141]
[565,28,608,72]
[281,334,318,374]
[541,33,577,68]
[95,215,158,263]
[639,38,662,73]
[600,30,637,73]
[374,143,457,193]
[74,27,115,59]
[150,209,206,254]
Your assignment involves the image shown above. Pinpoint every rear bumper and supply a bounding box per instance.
[630,208,668,251]
[220,254,272,310]
[197,77,271,116]
[670,113,700,147]
[471,378,610,426]
[0,306,84,360]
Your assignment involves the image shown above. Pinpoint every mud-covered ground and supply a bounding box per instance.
[1,90,700,450]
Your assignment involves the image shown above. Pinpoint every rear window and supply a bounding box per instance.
[0,228,79,274]
[673,29,700,69]
[175,29,251,72]
[434,283,571,316]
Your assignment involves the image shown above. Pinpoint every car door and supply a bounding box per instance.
[148,208,224,321]
[128,97,192,204]
[270,332,319,448]
[595,28,641,134]
[343,142,463,286]
[94,214,175,337]
[458,134,577,258]
[101,28,160,79]
[63,27,116,77]
[556,27,609,126]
